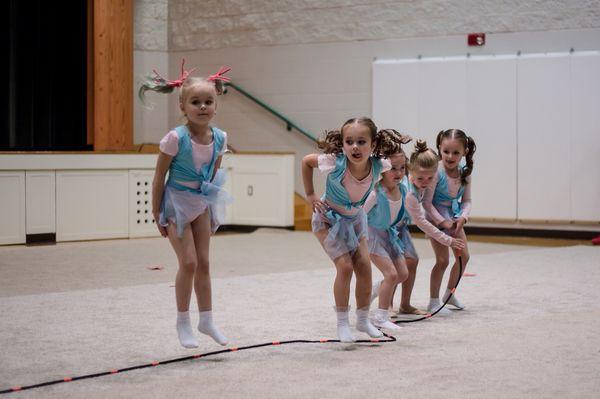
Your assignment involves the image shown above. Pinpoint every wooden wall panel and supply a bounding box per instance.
[93,0,133,151]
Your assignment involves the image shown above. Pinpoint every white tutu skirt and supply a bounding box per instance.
[311,208,368,261]
[159,169,232,237]
[368,223,418,261]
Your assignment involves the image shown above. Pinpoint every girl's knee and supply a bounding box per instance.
[434,257,450,269]
[354,259,372,279]
[196,257,210,274]
[397,268,409,284]
[180,259,197,274]
[458,253,470,264]
[383,268,398,283]
[336,261,354,278]
[406,257,419,270]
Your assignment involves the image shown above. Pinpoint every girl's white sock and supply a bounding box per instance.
[370,280,382,304]
[198,310,228,346]
[334,307,356,343]
[356,307,384,338]
[176,311,199,348]
[443,288,465,309]
[427,298,452,316]
[371,308,402,331]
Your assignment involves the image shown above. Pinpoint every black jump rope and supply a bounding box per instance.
[1,257,463,395]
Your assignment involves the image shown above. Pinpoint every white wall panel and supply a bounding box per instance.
[418,57,468,146]
[570,52,600,222]
[0,172,25,245]
[466,56,517,219]
[56,171,129,241]
[517,53,571,221]
[373,60,419,134]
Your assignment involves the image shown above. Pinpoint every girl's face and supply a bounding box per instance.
[439,137,467,170]
[342,123,375,166]
[180,82,217,126]
[410,167,436,190]
[381,153,406,188]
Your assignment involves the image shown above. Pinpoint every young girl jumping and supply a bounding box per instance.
[362,129,422,330]
[423,129,476,312]
[141,62,231,348]
[404,140,466,315]
[302,117,390,342]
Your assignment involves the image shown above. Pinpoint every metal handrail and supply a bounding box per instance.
[225,82,317,142]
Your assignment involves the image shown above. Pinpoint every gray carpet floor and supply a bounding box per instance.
[0,229,599,398]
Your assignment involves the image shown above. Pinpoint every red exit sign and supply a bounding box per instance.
[468,33,486,46]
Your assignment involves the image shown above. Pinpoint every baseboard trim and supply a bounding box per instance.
[217,225,295,234]
[26,233,57,245]
[407,225,599,240]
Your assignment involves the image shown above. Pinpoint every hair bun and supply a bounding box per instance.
[415,139,429,153]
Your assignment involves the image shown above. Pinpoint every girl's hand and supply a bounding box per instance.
[450,238,466,250]
[454,217,467,232]
[154,213,167,237]
[307,193,328,214]
[439,219,454,230]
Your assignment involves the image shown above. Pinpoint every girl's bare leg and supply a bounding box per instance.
[190,210,228,345]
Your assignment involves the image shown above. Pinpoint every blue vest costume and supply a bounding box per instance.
[432,164,466,219]
[166,125,225,193]
[367,177,411,256]
[160,125,229,237]
[319,154,383,258]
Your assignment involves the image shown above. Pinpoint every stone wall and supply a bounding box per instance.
[168,0,600,51]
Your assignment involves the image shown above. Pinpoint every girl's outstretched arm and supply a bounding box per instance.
[152,152,173,237]
[302,154,327,214]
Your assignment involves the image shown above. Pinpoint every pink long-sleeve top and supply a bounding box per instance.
[422,167,472,226]
[405,185,453,247]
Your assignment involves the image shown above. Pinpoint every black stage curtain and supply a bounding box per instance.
[1,0,90,151]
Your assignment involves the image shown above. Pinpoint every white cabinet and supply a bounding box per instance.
[0,153,294,245]
[0,172,25,245]
[129,170,160,238]
[222,153,294,227]
[56,170,129,241]
[25,171,56,235]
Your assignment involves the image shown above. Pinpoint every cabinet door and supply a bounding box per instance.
[0,172,26,244]
[26,171,56,234]
[129,170,160,238]
[56,170,129,241]
[231,171,283,225]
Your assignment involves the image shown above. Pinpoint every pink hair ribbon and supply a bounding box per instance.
[152,59,196,88]
[208,66,231,83]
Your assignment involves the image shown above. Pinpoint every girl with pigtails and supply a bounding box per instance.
[140,61,232,348]
[404,139,466,315]
[362,130,424,331]
[422,129,476,313]
[302,117,391,342]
